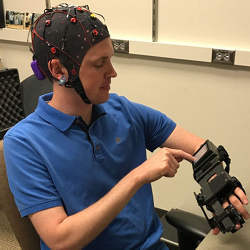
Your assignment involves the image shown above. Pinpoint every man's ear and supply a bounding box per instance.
[48,59,68,81]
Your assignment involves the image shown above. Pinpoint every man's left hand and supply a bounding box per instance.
[212,187,249,235]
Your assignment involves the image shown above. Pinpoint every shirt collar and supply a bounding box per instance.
[35,93,106,132]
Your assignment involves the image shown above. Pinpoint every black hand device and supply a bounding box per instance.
[192,140,245,233]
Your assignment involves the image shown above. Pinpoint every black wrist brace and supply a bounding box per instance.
[192,140,245,233]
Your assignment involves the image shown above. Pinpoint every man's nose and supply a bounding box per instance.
[108,61,117,78]
[111,66,117,78]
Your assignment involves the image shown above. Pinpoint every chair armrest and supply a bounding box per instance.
[165,208,210,239]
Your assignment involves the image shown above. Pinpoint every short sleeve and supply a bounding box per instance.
[3,134,63,217]
[119,96,177,152]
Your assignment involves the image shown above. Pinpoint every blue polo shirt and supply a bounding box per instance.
[4,93,176,250]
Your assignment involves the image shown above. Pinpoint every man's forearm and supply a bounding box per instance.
[161,125,205,155]
[49,167,145,250]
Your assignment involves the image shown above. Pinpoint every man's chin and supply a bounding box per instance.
[93,93,110,104]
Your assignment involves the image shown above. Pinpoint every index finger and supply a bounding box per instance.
[171,149,195,163]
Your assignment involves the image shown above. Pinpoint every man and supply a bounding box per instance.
[3,4,249,250]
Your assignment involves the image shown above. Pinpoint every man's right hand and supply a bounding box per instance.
[137,148,194,184]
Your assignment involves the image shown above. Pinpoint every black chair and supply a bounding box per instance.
[20,74,52,116]
[0,68,24,139]
[155,207,210,250]
[0,70,52,139]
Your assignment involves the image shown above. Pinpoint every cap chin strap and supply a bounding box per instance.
[71,77,91,104]
[54,60,91,104]
[63,75,91,104]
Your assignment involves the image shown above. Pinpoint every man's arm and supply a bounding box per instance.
[29,125,206,249]
[29,168,144,250]
[161,125,205,154]
[161,125,249,234]
[29,142,193,250]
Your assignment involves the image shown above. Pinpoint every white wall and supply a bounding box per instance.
[0,41,33,81]
[111,55,250,213]
[51,0,153,41]
[1,0,250,215]
[3,0,45,13]
[0,0,45,79]
[158,0,250,50]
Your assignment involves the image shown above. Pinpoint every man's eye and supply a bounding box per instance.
[95,64,104,68]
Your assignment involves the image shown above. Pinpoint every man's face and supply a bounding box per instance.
[79,38,117,104]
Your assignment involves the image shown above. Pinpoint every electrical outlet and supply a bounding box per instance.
[112,39,129,54]
[212,49,235,65]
